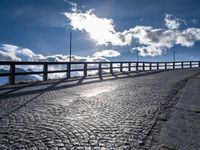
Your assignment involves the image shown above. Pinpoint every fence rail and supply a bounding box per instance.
[0,61,200,85]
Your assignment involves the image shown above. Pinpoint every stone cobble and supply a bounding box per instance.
[0,69,199,149]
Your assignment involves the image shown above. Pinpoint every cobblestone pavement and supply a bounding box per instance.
[0,69,199,150]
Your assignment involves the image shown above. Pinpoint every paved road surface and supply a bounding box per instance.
[0,69,199,150]
[155,73,200,150]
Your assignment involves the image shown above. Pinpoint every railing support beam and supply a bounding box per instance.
[110,63,113,74]
[120,62,123,72]
[150,63,152,70]
[67,63,71,78]
[9,64,15,85]
[43,63,48,81]
[136,62,138,71]
[143,63,145,71]
[99,63,102,78]
[84,63,87,76]
[165,63,167,70]
[128,62,131,71]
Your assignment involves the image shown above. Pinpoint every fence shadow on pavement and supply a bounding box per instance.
[1,68,195,121]
[0,70,168,100]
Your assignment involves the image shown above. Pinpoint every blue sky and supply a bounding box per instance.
[0,0,200,62]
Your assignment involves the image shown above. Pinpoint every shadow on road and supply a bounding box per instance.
[1,68,199,122]
[0,70,170,120]
[0,70,168,100]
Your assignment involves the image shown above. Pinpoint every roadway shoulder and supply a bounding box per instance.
[157,74,200,150]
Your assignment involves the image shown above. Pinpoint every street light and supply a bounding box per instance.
[67,31,72,78]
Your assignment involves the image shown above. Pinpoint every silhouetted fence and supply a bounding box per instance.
[0,61,200,85]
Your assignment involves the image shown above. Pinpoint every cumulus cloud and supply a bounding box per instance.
[0,44,111,62]
[132,46,163,57]
[130,26,200,56]
[0,44,47,62]
[0,44,112,82]
[0,44,21,61]
[65,0,78,12]
[164,14,182,30]
[93,50,120,57]
[176,28,200,47]
[64,9,128,46]
[64,7,200,57]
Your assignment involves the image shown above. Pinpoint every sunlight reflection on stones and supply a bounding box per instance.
[80,86,117,97]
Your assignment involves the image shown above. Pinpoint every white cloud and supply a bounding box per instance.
[175,28,200,47]
[132,46,163,57]
[64,8,200,57]
[64,9,129,46]
[164,14,182,30]
[0,44,111,81]
[65,0,78,12]
[0,44,21,61]
[130,26,200,56]
[0,44,45,62]
[0,44,110,62]
[93,50,120,57]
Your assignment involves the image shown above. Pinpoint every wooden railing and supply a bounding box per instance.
[0,61,200,85]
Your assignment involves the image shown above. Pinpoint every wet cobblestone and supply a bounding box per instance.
[0,69,199,149]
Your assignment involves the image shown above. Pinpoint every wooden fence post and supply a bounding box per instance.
[43,63,48,81]
[173,62,175,69]
[150,63,152,70]
[136,62,138,71]
[9,63,15,85]
[190,61,192,68]
[143,63,145,71]
[128,62,131,71]
[157,63,159,70]
[120,62,123,72]
[84,63,87,76]
[110,63,113,74]
[165,63,167,69]
[181,62,184,68]
[199,61,200,68]
[67,63,71,78]
[99,63,102,78]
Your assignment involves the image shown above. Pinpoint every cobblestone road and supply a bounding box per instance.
[0,69,199,150]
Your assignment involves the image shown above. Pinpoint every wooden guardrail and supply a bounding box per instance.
[0,61,200,85]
